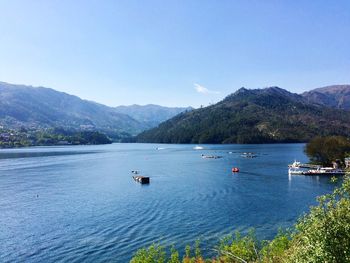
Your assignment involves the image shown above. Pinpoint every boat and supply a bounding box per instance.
[193,146,204,150]
[131,170,140,174]
[201,154,222,159]
[232,167,239,173]
[241,152,257,158]
[288,160,301,168]
[288,167,305,175]
[132,175,150,184]
[288,160,320,169]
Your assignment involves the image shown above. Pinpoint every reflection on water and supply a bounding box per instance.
[0,143,338,262]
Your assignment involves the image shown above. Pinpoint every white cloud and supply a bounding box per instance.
[194,83,220,95]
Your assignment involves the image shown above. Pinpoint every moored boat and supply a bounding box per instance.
[241,152,257,158]
[288,160,320,169]
[288,167,305,175]
[201,154,222,159]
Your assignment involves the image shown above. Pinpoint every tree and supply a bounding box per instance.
[305,136,350,166]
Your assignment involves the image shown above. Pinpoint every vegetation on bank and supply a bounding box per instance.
[305,136,350,167]
[131,175,350,262]
[0,127,112,148]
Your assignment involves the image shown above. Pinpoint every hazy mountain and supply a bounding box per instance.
[114,104,192,128]
[136,87,350,144]
[0,82,145,138]
[302,85,350,110]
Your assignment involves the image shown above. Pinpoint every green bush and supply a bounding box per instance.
[217,230,261,262]
[286,176,350,262]
[130,244,166,263]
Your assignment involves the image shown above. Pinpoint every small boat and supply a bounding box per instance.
[131,170,140,174]
[132,176,150,184]
[193,146,204,150]
[201,154,222,159]
[232,167,240,173]
[241,152,257,158]
[288,160,301,168]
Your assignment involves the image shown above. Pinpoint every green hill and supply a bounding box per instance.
[136,87,350,144]
[0,81,145,138]
[0,82,193,141]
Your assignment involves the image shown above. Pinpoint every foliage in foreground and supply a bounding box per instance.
[131,176,350,263]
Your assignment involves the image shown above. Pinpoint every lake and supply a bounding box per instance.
[0,143,338,262]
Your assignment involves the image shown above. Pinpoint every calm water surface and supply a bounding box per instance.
[0,143,338,262]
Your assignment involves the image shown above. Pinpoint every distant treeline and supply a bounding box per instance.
[0,127,112,148]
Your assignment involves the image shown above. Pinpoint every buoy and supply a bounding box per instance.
[232,167,239,173]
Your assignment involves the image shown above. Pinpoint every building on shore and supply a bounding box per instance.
[345,157,350,169]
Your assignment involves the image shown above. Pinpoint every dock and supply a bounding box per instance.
[288,161,321,169]
[132,176,150,184]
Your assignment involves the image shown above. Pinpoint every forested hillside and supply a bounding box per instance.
[137,87,350,144]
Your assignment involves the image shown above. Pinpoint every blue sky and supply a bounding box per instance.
[0,0,349,107]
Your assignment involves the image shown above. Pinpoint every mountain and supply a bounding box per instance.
[302,85,350,110]
[114,104,192,128]
[136,87,350,144]
[0,82,145,138]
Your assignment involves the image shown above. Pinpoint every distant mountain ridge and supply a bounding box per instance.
[0,82,190,139]
[115,104,192,128]
[136,86,350,144]
[2,81,350,144]
[302,85,350,110]
[0,82,143,138]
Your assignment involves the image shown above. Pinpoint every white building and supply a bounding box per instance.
[345,157,350,169]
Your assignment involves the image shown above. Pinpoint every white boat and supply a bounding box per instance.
[193,146,204,150]
[241,152,257,158]
[201,154,222,159]
[288,167,305,175]
[288,160,320,169]
[288,160,301,168]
